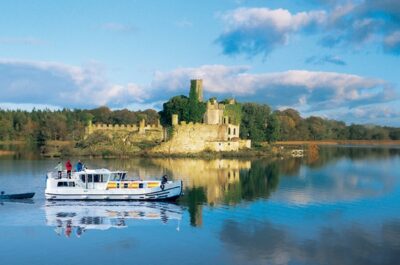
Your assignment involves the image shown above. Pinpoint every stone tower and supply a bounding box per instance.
[190,79,203,102]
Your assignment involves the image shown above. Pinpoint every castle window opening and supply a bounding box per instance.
[228,128,231,135]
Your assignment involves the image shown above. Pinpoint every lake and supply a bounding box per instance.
[0,146,399,265]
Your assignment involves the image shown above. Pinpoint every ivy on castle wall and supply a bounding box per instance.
[224,103,242,125]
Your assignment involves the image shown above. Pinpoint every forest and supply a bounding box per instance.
[0,99,399,144]
[0,107,159,143]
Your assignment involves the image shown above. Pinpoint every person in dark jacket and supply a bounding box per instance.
[65,160,72,178]
[76,160,83,172]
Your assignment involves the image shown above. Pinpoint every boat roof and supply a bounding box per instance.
[76,169,127,174]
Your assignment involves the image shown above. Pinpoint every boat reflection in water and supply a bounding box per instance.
[44,201,183,237]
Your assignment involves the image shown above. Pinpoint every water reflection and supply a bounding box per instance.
[45,201,183,237]
[220,219,400,265]
[0,146,400,265]
[308,146,400,169]
[152,159,281,226]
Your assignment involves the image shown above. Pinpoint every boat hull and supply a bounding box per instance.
[45,182,183,201]
[0,192,35,200]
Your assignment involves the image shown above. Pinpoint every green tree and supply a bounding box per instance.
[266,113,280,143]
[240,103,271,142]
[159,95,190,126]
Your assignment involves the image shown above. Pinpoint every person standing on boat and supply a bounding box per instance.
[65,160,72,178]
[55,162,63,178]
[76,160,83,172]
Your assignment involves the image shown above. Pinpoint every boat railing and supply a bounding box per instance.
[47,171,74,179]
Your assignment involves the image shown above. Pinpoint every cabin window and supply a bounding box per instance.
[93,174,101,183]
[81,217,103,225]
[124,183,128,188]
[87,174,93,183]
[58,182,75,187]
[111,173,120,181]
[118,173,126,181]
[80,175,86,183]
[57,182,67,187]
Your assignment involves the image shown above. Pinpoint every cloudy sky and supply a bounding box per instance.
[0,0,399,126]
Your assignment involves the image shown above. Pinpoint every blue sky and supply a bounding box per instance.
[0,0,399,126]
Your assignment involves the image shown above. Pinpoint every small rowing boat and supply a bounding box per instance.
[0,192,35,200]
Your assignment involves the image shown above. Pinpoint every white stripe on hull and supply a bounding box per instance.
[45,185,182,201]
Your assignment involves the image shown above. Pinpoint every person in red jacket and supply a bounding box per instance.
[65,160,72,179]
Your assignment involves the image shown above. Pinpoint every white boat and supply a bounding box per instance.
[45,169,183,201]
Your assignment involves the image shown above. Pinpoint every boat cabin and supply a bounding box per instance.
[47,169,162,190]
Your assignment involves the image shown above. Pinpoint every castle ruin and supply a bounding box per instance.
[84,79,251,154]
[152,79,251,154]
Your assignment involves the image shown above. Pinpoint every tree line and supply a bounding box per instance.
[159,97,400,142]
[0,101,399,144]
[0,107,159,143]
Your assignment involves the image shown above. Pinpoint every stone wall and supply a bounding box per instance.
[205,141,239,152]
[239,139,251,149]
[204,100,224,125]
[152,122,227,154]
[85,120,164,143]
[151,122,249,154]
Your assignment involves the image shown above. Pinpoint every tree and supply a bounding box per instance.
[240,103,271,142]
[159,93,206,126]
[89,106,112,124]
[159,95,190,126]
[266,113,280,143]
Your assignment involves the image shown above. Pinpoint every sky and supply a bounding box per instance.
[0,0,399,126]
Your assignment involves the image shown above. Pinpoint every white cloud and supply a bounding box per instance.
[0,61,397,125]
[221,8,326,31]
[0,102,61,111]
[216,7,326,56]
[216,1,400,56]
[151,65,395,111]
[0,59,149,109]
[384,31,400,53]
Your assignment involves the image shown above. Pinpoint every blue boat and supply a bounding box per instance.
[0,191,35,200]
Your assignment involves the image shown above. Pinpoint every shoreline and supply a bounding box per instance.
[274,140,400,146]
[1,140,399,159]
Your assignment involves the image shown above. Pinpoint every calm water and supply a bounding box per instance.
[0,146,399,265]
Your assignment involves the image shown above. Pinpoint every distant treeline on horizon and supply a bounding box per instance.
[0,103,399,144]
